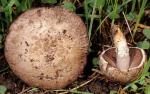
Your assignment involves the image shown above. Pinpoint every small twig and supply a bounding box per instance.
[103,45,112,48]
[18,87,32,94]
[138,23,150,29]
[122,12,133,38]
[92,68,104,75]
[122,12,136,44]
[58,74,98,94]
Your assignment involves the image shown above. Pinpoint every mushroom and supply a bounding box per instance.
[4,7,89,89]
[99,25,147,83]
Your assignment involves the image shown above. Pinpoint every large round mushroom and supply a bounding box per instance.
[5,7,89,89]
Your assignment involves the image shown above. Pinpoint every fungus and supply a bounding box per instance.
[99,25,146,83]
[5,7,89,89]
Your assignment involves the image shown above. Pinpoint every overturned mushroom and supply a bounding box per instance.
[5,7,89,89]
[99,25,146,83]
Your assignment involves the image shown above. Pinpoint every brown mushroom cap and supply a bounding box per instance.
[99,47,146,83]
[5,7,89,89]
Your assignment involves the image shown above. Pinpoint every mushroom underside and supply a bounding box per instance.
[103,47,143,68]
[100,47,146,83]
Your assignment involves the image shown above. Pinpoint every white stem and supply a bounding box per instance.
[113,25,130,72]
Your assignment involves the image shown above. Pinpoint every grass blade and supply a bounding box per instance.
[88,0,97,39]
[133,0,148,37]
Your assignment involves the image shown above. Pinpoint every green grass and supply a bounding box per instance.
[133,0,148,37]
[0,0,150,93]
[124,57,150,93]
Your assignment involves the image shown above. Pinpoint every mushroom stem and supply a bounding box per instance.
[112,25,130,72]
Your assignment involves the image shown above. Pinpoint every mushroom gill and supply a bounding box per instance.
[99,25,147,83]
